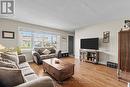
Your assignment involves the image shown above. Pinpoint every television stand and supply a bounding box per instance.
[80,49,99,64]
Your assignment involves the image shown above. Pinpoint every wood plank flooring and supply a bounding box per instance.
[29,57,127,87]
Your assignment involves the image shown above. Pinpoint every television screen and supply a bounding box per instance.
[80,38,99,50]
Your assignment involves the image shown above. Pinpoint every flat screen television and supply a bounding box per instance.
[80,38,99,50]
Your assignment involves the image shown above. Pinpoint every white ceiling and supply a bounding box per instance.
[2,0,130,32]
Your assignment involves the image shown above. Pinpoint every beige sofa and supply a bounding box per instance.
[0,53,54,87]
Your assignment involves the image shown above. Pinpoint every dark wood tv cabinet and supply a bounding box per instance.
[80,49,99,64]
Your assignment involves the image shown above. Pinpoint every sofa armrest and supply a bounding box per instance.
[56,50,62,58]
[32,51,41,64]
[18,54,26,64]
[16,76,54,87]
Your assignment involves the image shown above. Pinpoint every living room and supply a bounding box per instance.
[0,0,130,87]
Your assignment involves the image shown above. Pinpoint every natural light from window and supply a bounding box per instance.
[19,31,57,49]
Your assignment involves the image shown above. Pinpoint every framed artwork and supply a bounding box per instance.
[2,31,15,39]
[103,31,110,43]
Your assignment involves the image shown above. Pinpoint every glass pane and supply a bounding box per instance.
[19,31,32,49]
[33,32,57,48]
[19,31,57,49]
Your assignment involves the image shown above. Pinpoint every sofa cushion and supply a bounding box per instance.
[49,53,56,58]
[40,54,56,60]
[0,67,24,87]
[40,55,49,59]
[1,53,19,65]
[21,67,35,76]
[50,48,56,54]
[24,74,38,82]
[42,49,50,55]
[18,62,30,69]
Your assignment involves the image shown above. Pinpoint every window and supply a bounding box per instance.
[19,31,57,49]
[33,33,44,47]
[19,31,32,49]
[33,33,57,48]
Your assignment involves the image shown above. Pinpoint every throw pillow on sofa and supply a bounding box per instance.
[42,49,51,55]
[38,49,44,55]
[0,57,15,63]
[5,52,18,55]
[0,57,18,68]
[1,52,19,65]
[0,60,18,68]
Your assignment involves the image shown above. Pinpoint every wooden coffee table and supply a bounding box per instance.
[42,58,74,82]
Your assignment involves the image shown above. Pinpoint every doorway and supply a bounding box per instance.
[68,36,74,56]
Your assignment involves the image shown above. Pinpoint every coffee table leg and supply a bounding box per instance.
[43,69,46,72]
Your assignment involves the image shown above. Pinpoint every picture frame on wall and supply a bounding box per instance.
[2,31,15,39]
[103,31,110,43]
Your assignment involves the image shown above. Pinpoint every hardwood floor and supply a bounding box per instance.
[30,57,127,87]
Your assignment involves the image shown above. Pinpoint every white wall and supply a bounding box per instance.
[0,18,74,61]
[75,20,124,64]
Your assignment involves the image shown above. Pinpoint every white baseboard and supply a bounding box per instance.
[98,61,107,65]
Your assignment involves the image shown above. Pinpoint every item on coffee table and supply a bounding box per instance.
[55,59,60,64]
